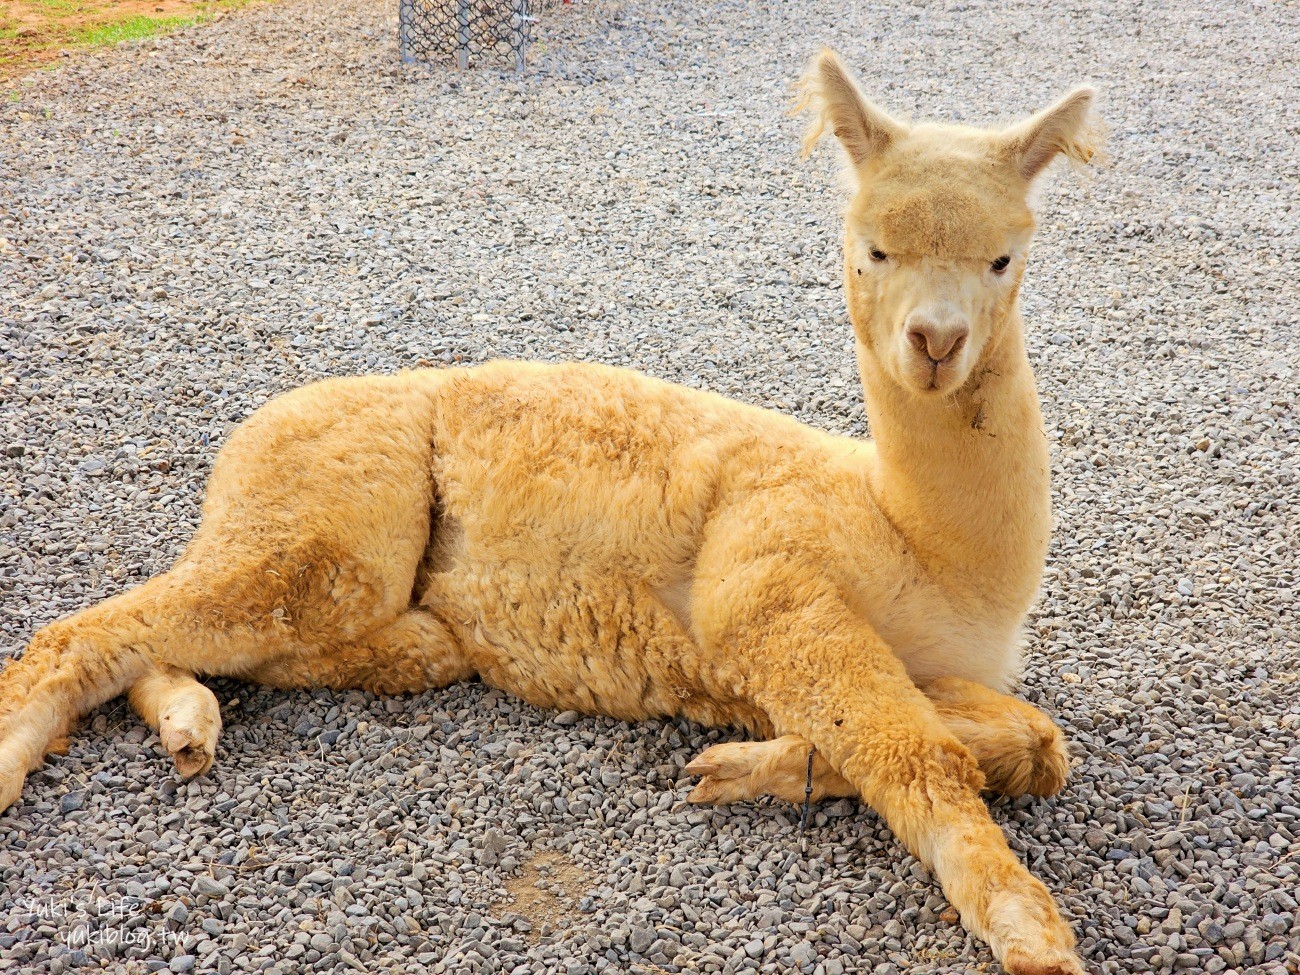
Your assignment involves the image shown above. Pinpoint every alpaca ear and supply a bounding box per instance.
[796,49,906,166]
[1000,86,1102,181]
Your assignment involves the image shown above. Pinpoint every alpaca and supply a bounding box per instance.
[0,50,1101,975]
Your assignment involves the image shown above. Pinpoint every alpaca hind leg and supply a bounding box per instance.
[129,665,222,779]
[686,678,1068,805]
[1,577,169,812]
[0,570,274,814]
[247,609,475,694]
[922,676,1069,798]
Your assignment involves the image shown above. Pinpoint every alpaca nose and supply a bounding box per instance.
[907,317,969,362]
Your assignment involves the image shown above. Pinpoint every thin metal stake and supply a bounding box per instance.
[798,746,815,854]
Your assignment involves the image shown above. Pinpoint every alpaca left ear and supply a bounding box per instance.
[795,48,907,168]
[1000,86,1102,181]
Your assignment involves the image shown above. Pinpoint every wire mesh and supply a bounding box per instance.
[399,0,558,71]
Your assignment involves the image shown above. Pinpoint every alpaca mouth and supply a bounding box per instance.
[914,356,961,393]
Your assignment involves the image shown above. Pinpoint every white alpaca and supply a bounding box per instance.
[0,50,1102,974]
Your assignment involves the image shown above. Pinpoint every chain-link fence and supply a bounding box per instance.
[399,0,560,71]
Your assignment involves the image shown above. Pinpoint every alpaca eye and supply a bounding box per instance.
[991,255,1011,273]
[869,249,888,263]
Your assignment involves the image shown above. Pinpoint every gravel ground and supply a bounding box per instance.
[2,0,1298,973]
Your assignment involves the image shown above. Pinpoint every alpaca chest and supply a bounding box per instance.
[849,568,1027,692]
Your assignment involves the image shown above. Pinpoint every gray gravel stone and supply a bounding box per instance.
[193,878,228,898]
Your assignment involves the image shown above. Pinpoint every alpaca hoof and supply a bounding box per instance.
[684,741,784,804]
[159,701,220,780]
[1001,947,1085,975]
[981,715,1071,798]
[0,765,24,814]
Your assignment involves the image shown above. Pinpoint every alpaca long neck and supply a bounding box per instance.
[858,322,1051,612]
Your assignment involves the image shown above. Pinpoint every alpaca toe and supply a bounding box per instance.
[161,728,214,785]
[171,739,215,779]
[159,707,220,780]
[684,741,775,804]
[687,774,758,805]
[684,741,771,780]
[160,723,215,779]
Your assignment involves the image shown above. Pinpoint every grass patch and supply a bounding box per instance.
[30,0,86,14]
[1,0,268,83]
[72,14,193,47]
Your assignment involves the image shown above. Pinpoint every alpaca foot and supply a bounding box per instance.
[922,677,1072,799]
[986,887,1084,975]
[158,690,221,779]
[978,710,1071,799]
[0,722,60,814]
[684,737,851,805]
[1001,944,1085,975]
[684,741,775,804]
[0,759,24,814]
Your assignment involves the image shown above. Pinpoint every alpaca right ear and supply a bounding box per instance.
[796,49,906,166]
[998,86,1102,182]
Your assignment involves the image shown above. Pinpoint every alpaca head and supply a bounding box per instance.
[799,50,1101,397]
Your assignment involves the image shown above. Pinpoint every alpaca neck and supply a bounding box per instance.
[857,318,1051,612]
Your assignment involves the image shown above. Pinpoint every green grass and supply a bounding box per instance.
[71,14,193,47]
[30,0,86,14]
[2,0,269,86]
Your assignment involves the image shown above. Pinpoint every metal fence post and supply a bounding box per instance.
[512,0,527,73]
[398,0,414,63]
[456,0,471,69]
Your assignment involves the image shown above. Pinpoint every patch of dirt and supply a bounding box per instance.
[0,1,245,83]
[501,851,589,941]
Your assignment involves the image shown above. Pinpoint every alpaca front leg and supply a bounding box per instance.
[688,679,1070,804]
[684,735,855,804]
[128,666,222,779]
[749,603,1082,975]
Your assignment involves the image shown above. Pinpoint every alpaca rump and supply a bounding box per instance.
[0,50,1101,975]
